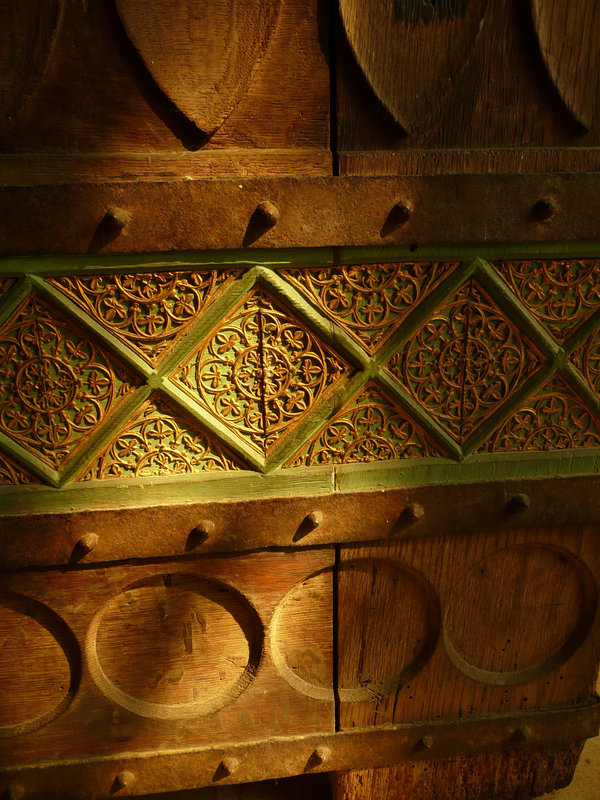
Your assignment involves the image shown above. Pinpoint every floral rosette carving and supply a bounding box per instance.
[282,262,456,353]
[50,270,238,365]
[172,287,352,455]
[82,394,243,480]
[288,383,442,466]
[0,294,138,470]
[478,378,600,452]
[496,260,600,341]
[386,281,544,442]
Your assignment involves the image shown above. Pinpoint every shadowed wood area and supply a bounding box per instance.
[339,0,489,133]
[531,0,600,131]
[114,0,281,135]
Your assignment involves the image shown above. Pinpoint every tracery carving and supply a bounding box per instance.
[477,378,600,452]
[81,393,243,480]
[0,294,139,470]
[570,330,600,399]
[496,260,600,342]
[0,451,38,485]
[287,382,442,466]
[172,286,352,456]
[281,262,456,353]
[385,280,544,442]
[49,270,239,366]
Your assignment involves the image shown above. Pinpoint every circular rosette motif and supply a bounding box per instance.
[87,573,262,719]
[443,545,597,685]
[0,592,80,737]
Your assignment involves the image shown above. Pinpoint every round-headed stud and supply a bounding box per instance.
[531,198,555,222]
[114,771,135,791]
[254,201,280,229]
[506,493,530,514]
[313,745,331,765]
[403,502,425,523]
[221,757,240,777]
[307,510,324,529]
[194,520,215,539]
[517,724,532,741]
[421,734,434,749]
[104,209,129,234]
[77,533,99,555]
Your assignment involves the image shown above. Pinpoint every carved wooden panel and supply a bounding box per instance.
[339,0,489,133]
[0,549,333,767]
[337,0,600,174]
[531,0,600,131]
[0,0,329,179]
[337,528,600,730]
[115,0,281,135]
[2,258,600,489]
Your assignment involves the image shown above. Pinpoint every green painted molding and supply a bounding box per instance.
[3,244,600,515]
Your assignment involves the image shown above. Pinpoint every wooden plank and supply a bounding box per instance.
[0,549,334,767]
[0,0,64,133]
[339,0,489,133]
[336,0,600,172]
[531,0,600,131]
[2,173,600,256]
[331,745,585,800]
[337,527,600,729]
[1,0,329,167]
[334,525,600,798]
[114,0,281,135]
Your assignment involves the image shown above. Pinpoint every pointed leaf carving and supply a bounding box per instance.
[339,0,489,133]
[531,0,600,130]
[115,0,281,135]
[0,0,64,131]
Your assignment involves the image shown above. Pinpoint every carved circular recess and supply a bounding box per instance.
[337,560,441,702]
[444,545,597,685]
[0,592,80,737]
[270,568,334,701]
[87,573,263,719]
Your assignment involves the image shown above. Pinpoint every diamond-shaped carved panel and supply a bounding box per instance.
[0,450,39,485]
[49,270,240,366]
[571,329,600,398]
[477,377,600,452]
[171,286,352,456]
[385,280,545,443]
[80,393,245,481]
[280,262,457,354]
[0,294,139,471]
[286,381,445,467]
[495,260,600,342]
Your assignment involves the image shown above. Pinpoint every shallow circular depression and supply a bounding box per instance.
[87,573,263,719]
[0,592,80,737]
[271,560,440,703]
[337,559,441,702]
[443,544,597,685]
[270,568,334,700]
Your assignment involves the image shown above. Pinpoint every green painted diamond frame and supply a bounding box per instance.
[2,242,600,517]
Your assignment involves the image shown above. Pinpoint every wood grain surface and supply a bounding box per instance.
[337,528,600,730]
[531,0,600,131]
[0,549,334,767]
[339,0,489,133]
[0,0,64,133]
[115,0,281,135]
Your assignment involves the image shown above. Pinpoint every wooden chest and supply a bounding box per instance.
[1,2,600,799]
